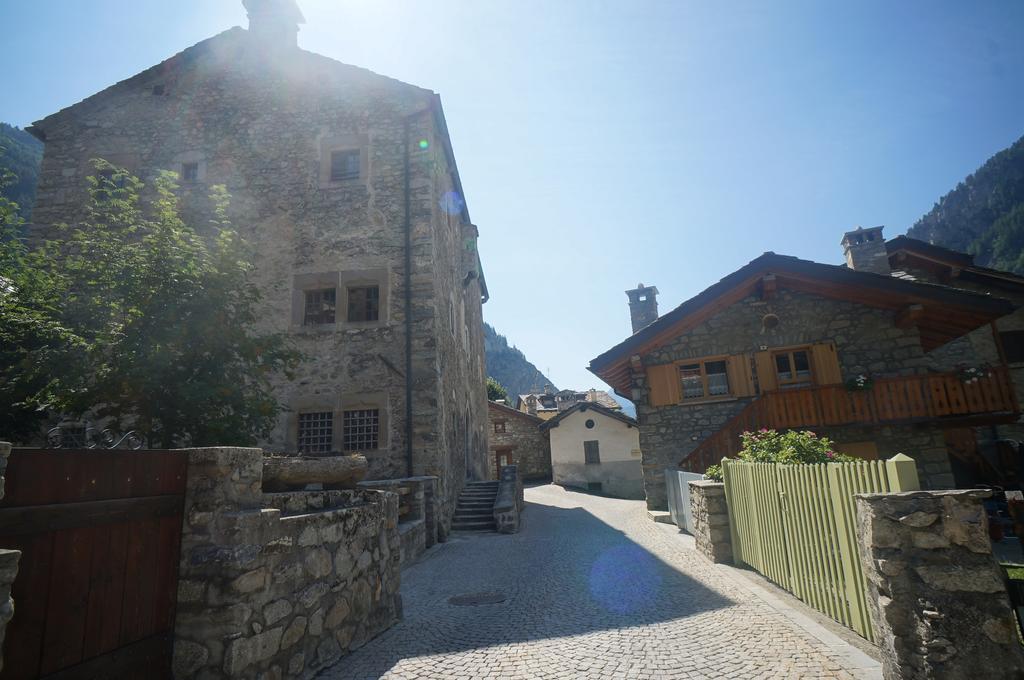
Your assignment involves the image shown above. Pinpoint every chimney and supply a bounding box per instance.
[625,283,659,333]
[841,226,889,275]
[243,0,305,48]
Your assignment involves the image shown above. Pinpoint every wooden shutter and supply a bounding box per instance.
[811,342,842,385]
[646,364,682,407]
[726,354,756,397]
[754,351,778,393]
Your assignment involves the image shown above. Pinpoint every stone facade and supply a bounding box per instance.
[688,480,732,563]
[358,476,437,566]
[486,401,550,481]
[493,464,524,534]
[173,447,401,679]
[0,443,19,674]
[855,489,1024,679]
[635,289,954,509]
[27,8,489,537]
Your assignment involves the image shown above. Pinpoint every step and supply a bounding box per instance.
[457,501,493,509]
[451,521,497,531]
[467,482,499,488]
[454,510,493,520]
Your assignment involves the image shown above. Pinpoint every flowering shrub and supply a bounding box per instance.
[844,374,874,391]
[704,429,858,481]
[957,364,994,384]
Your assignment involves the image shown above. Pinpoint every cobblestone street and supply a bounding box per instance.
[322,485,880,679]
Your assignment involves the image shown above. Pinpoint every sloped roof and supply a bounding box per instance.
[887,236,1024,291]
[488,400,545,425]
[589,251,1015,396]
[539,401,638,431]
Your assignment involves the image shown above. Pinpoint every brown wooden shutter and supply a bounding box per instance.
[726,354,756,397]
[646,364,682,407]
[811,342,842,385]
[754,351,778,393]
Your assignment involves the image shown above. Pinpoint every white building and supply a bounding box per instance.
[541,402,644,499]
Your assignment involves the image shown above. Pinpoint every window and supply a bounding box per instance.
[298,411,333,453]
[584,440,600,464]
[347,285,379,323]
[774,349,813,387]
[1001,331,1024,364]
[181,162,199,182]
[679,360,730,400]
[585,419,595,429]
[494,421,506,434]
[330,149,360,182]
[343,408,380,451]
[303,288,336,326]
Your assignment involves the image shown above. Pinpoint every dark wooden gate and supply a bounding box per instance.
[0,449,188,679]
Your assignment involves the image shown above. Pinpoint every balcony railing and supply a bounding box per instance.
[680,366,1019,474]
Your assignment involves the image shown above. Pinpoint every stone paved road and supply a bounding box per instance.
[321,485,879,679]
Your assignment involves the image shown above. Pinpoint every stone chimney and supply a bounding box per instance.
[243,0,305,48]
[841,226,889,275]
[626,283,659,334]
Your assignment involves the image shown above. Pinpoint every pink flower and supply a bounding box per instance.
[759,428,769,433]
[826,451,835,459]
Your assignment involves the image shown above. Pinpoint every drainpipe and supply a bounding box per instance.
[403,116,414,478]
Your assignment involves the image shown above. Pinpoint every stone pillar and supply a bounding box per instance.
[0,442,20,674]
[855,489,1024,679]
[689,480,732,563]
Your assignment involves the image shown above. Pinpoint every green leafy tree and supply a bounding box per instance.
[1,160,301,447]
[704,429,857,481]
[486,376,509,402]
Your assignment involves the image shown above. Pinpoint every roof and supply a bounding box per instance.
[887,236,1024,291]
[488,399,545,425]
[589,251,1016,396]
[539,402,638,431]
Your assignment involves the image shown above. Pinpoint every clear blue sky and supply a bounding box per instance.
[3,1,1023,394]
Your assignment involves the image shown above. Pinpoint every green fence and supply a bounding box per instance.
[721,454,920,641]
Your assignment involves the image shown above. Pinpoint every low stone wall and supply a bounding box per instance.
[173,448,401,680]
[855,489,1024,679]
[494,464,524,534]
[358,476,438,566]
[688,480,732,563]
[0,442,19,674]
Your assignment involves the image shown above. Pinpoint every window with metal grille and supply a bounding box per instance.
[181,162,199,182]
[584,440,600,465]
[298,411,333,453]
[1001,331,1024,364]
[330,149,360,181]
[343,409,380,451]
[303,288,336,326]
[347,286,379,322]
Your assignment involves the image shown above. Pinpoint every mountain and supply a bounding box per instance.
[907,134,1024,273]
[484,323,557,399]
[0,123,43,220]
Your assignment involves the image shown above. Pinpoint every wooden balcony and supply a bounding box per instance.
[680,366,1019,474]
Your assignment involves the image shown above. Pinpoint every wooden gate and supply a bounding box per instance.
[0,449,188,679]
[721,455,920,641]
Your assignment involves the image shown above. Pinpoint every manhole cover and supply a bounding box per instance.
[448,592,506,606]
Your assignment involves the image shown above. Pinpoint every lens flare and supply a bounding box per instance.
[418,139,429,149]
[440,191,464,215]
[588,544,661,614]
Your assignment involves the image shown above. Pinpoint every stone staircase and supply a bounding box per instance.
[451,480,499,532]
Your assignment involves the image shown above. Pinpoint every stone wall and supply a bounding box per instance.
[28,26,489,540]
[493,464,524,534]
[855,489,1024,679]
[635,289,949,509]
[358,476,437,566]
[486,402,551,481]
[0,443,19,674]
[173,447,401,679]
[688,480,732,563]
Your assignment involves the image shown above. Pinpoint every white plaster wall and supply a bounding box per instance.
[549,409,644,499]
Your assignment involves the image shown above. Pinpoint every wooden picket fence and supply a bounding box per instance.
[721,455,920,641]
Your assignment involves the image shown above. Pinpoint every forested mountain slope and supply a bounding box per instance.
[0,123,43,219]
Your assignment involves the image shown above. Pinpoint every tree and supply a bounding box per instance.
[0,160,301,447]
[486,376,509,402]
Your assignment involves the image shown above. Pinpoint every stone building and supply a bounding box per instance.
[590,227,1021,510]
[26,0,490,534]
[515,388,622,421]
[486,401,550,482]
[540,402,643,499]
